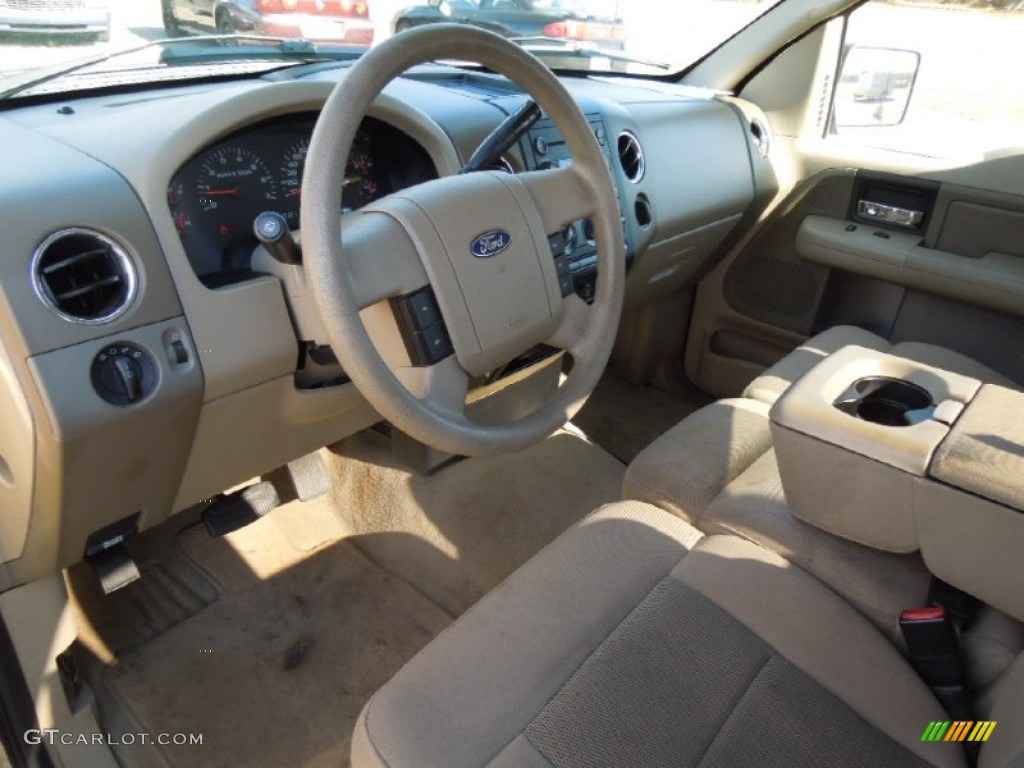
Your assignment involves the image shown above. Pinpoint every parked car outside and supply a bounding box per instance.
[392,0,626,49]
[162,0,375,45]
[0,0,111,42]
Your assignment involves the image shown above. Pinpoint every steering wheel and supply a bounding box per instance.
[301,25,625,456]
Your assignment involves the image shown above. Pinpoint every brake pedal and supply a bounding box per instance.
[202,481,280,537]
[286,451,330,501]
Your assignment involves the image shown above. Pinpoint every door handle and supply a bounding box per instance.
[857,200,924,228]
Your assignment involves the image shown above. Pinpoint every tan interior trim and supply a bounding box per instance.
[0,574,117,768]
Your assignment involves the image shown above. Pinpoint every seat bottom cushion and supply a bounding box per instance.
[624,326,1018,635]
[352,502,959,768]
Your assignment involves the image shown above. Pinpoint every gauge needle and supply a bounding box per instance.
[202,188,239,196]
[287,176,360,196]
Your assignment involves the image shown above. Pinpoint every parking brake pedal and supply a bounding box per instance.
[84,513,141,594]
[286,452,331,501]
[202,481,281,537]
[86,544,140,595]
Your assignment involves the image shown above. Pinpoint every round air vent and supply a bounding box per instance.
[634,194,653,229]
[617,130,645,183]
[750,119,771,158]
[31,229,137,325]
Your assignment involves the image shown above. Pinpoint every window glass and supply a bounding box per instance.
[837,0,1024,157]
[0,0,786,94]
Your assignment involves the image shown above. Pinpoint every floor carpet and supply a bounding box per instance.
[75,429,626,767]
[571,370,708,463]
[326,428,627,616]
[96,509,453,768]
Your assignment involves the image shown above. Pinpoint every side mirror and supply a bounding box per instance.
[834,46,920,129]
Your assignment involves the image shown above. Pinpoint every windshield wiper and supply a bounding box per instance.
[0,35,360,101]
[510,37,669,71]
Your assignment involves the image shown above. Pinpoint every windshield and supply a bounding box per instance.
[0,0,783,97]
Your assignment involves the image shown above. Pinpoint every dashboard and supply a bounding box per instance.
[0,61,774,589]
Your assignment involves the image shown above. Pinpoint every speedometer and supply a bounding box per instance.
[196,146,277,215]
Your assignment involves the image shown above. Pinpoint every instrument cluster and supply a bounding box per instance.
[168,113,437,284]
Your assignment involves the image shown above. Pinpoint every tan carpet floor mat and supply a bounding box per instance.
[77,429,625,766]
[97,511,452,768]
[68,527,219,663]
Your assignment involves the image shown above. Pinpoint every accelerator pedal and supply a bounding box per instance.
[285,451,331,501]
[202,481,280,537]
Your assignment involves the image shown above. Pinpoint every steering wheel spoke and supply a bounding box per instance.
[341,210,430,310]
[403,355,471,417]
[519,165,597,234]
[545,292,597,363]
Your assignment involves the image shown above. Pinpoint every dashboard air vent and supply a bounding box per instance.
[750,119,771,158]
[32,229,137,324]
[617,131,645,183]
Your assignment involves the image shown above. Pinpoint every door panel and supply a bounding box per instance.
[685,170,852,397]
[687,165,1024,398]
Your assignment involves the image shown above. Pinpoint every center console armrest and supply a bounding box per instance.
[769,345,981,552]
[930,385,1024,510]
[770,346,1024,622]
[920,384,1024,620]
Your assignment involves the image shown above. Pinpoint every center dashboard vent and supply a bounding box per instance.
[32,228,137,324]
[617,130,645,183]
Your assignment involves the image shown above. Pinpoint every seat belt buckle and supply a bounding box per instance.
[900,605,971,721]
[900,606,962,685]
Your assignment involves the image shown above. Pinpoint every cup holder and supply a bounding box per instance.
[833,377,935,427]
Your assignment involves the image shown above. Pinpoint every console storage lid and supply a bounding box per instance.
[919,382,1024,621]
[929,384,1024,510]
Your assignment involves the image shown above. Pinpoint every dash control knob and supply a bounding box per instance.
[91,343,155,406]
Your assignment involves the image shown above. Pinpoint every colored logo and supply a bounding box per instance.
[470,230,513,259]
[921,721,997,743]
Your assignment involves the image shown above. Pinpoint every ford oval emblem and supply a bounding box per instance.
[470,230,513,259]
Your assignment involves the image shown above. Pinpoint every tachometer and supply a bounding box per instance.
[277,134,380,226]
[279,138,309,227]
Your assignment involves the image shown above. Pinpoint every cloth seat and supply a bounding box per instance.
[351,502,1002,768]
[623,397,931,635]
[624,326,1017,636]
